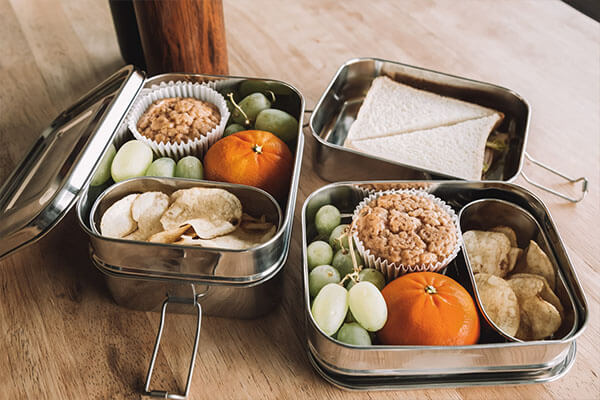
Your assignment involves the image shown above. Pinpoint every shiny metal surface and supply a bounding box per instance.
[83,178,282,283]
[308,342,576,391]
[309,57,530,182]
[302,181,588,380]
[0,66,145,259]
[93,252,286,318]
[459,198,579,342]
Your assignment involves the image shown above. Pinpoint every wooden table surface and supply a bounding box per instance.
[1,0,598,398]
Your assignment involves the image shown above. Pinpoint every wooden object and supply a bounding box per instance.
[133,0,228,75]
[0,0,598,398]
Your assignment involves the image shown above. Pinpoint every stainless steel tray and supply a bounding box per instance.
[309,58,587,202]
[301,181,588,387]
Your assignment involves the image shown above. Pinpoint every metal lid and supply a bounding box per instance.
[0,65,145,259]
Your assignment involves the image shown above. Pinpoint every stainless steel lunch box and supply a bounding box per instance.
[309,58,587,203]
[0,66,305,399]
[301,181,588,390]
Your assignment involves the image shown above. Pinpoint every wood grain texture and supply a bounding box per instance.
[133,0,228,75]
[0,0,598,399]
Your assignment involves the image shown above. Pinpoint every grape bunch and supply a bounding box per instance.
[307,204,388,345]
[224,89,299,145]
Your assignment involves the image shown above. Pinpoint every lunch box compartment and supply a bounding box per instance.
[459,199,578,342]
[309,58,587,203]
[301,181,588,389]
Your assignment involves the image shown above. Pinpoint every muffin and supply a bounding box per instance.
[127,81,229,159]
[136,97,220,145]
[352,189,460,280]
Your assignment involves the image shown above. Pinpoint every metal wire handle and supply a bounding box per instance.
[143,296,202,399]
[521,152,588,203]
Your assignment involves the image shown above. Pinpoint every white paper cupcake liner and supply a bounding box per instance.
[356,182,433,198]
[126,81,230,160]
[351,189,462,281]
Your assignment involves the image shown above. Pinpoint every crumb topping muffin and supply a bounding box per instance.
[354,192,457,266]
[136,97,221,144]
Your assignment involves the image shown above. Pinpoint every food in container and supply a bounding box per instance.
[309,58,588,204]
[137,97,221,143]
[302,181,587,389]
[378,271,480,346]
[343,76,501,145]
[127,80,230,159]
[343,76,504,180]
[98,186,277,250]
[462,224,563,341]
[473,273,520,337]
[459,198,575,344]
[204,130,294,200]
[352,189,461,280]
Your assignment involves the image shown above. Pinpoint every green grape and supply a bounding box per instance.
[357,268,386,291]
[91,143,116,186]
[111,140,153,183]
[232,93,271,126]
[348,281,388,332]
[345,308,355,323]
[315,205,341,237]
[306,241,333,270]
[336,322,372,346]
[254,109,298,143]
[346,268,385,291]
[145,157,176,177]
[332,249,363,278]
[309,265,340,298]
[175,156,203,179]
[224,123,245,137]
[311,283,348,336]
[329,224,350,251]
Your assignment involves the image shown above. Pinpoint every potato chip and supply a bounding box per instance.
[509,273,563,317]
[507,247,522,274]
[148,224,193,244]
[513,240,556,290]
[514,296,561,341]
[490,225,518,247]
[100,193,140,238]
[509,273,562,340]
[161,188,242,239]
[175,224,276,250]
[130,191,170,240]
[463,230,511,277]
[474,273,520,336]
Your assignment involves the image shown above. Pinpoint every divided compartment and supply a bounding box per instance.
[459,199,578,342]
[302,181,588,387]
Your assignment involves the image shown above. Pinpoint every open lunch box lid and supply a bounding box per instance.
[0,66,146,259]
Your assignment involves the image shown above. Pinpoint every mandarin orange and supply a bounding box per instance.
[378,271,480,345]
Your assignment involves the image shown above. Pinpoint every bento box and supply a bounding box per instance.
[302,181,588,390]
[0,66,305,399]
[309,58,587,203]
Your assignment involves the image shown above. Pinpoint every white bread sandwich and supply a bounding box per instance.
[346,113,503,180]
[344,76,499,146]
